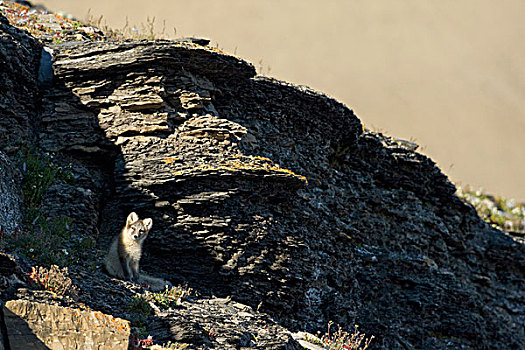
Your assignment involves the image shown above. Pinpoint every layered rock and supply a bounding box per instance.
[147,297,298,349]
[39,38,524,349]
[3,299,130,349]
[0,12,42,150]
[0,4,523,349]
[1,257,300,350]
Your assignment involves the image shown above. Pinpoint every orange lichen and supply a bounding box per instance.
[161,157,180,164]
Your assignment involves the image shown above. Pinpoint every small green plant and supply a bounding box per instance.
[19,146,74,213]
[128,286,193,321]
[5,216,74,266]
[142,285,193,310]
[304,322,373,350]
[28,265,79,298]
[128,295,154,315]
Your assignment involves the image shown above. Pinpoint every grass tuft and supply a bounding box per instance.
[1,146,76,266]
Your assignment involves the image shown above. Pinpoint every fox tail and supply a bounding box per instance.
[138,273,172,292]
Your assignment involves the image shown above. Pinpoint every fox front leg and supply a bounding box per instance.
[119,255,133,281]
[130,260,140,282]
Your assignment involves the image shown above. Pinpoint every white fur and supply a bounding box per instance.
[104,212,171,291]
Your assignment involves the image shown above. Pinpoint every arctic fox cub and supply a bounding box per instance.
[104,212,170,291]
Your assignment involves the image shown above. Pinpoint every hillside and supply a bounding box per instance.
[40,0,525,202]
[0,1,524,349]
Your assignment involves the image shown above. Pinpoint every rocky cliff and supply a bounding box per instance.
[0,1,524,349]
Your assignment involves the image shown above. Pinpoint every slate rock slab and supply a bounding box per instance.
[3,299,130,350]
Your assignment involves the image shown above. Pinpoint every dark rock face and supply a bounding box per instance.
[0,152,22,236]
[0,13,42,150]
[147,297,299,349]
[1,12,524,349]
[0,253,25,302]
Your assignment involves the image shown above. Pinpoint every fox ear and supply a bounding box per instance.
[143,218,153,231]
[127,212,139,226]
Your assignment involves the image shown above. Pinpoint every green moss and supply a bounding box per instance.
[128,295,154,315]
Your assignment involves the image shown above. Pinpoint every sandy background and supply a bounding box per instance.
[39,0,525,201]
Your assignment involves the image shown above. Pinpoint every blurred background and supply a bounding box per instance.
[39,0,525,201]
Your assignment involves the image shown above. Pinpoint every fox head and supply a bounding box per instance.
[124,212,153,242]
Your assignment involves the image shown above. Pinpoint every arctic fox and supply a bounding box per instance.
[104,212,170,291]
